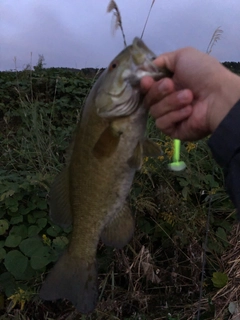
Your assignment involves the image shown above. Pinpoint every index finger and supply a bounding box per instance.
[140,76,154,94]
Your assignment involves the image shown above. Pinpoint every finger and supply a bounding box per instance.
[155,105,192,135]
[144,77,175,107]
[149,89,193,119]
[153,50,180,72]
[140,76,154,94]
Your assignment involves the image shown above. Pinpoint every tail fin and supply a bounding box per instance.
[39,251,98,314]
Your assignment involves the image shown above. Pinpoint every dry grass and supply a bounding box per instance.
[211,223,240,319]
[107,0,127,47]
[206,26,223,55]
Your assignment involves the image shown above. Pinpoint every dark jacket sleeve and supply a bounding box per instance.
[208,100,240,217]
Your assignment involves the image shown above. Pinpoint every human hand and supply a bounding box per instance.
[141,47,240,141]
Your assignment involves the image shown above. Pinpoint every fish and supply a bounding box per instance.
[39,37,171,314]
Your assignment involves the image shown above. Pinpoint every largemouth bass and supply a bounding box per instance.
[40,37,171,313]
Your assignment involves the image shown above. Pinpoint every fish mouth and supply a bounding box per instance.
[97,62,171,119]
[102,66,171,118]
[97,41,172,119]
[124,60,172,87]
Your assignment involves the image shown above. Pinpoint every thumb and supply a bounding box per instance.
[153,50,178,72]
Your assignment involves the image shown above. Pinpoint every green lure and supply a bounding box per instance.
[168,139,186,171]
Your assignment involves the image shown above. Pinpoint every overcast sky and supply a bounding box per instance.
[1,0,240,71]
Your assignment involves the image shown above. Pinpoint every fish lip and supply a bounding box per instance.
[123,65,169,87]
[123,54,171,87]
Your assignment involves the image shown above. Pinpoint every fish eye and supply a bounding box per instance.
[151,56,156,61]
[109,61,118,71]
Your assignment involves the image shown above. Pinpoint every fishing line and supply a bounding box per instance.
[140,0,156,39]
[196,175,213,320]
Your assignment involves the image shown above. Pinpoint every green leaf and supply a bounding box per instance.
[5,197,19,212]
[216,227,228,247]
[218,220,232,232]
[0,248,6,261]
[27,214,36,224]
[5,235,22,247]
[46,225,62,237]
[0,210,4,219]
[20,237,44,257]
[0,220,9,235]
[182,186,189,200]
[28,225,41,237]
[212,272,228,288]
[137,218,154,235]
[178,178,188,187]
[205,174,219,188]
[33,210,47,218]
[4,250,28,279]
[36,199,47,210]
[30,247,54,269]
[0,189,15,201]
[0,272,16,297]
[13,261,37,281]
[207,240,225,255]
[37,218,47,229]
[20,207,33,216]
[10,215,23,225]
[53,236,69,250]
[10,225,28,239]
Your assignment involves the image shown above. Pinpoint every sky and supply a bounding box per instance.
[1,0,240,71]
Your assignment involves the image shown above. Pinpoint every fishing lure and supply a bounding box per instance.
[168,139,186,171]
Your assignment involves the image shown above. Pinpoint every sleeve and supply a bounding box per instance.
[208,99,240,218]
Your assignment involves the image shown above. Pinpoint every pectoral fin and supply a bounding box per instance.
[49,167,72,228]
[127,142,143,169]
[101,203,134,249]
[93,125,121,159]
[142,139,163,157]
[128,139,163,169]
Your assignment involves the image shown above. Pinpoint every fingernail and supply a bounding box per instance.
[177,90,189,102]
[158,80,169,94]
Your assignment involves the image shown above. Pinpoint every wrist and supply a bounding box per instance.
[208,70,240,132]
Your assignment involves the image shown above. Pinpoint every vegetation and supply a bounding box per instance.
[0,60,239,320]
